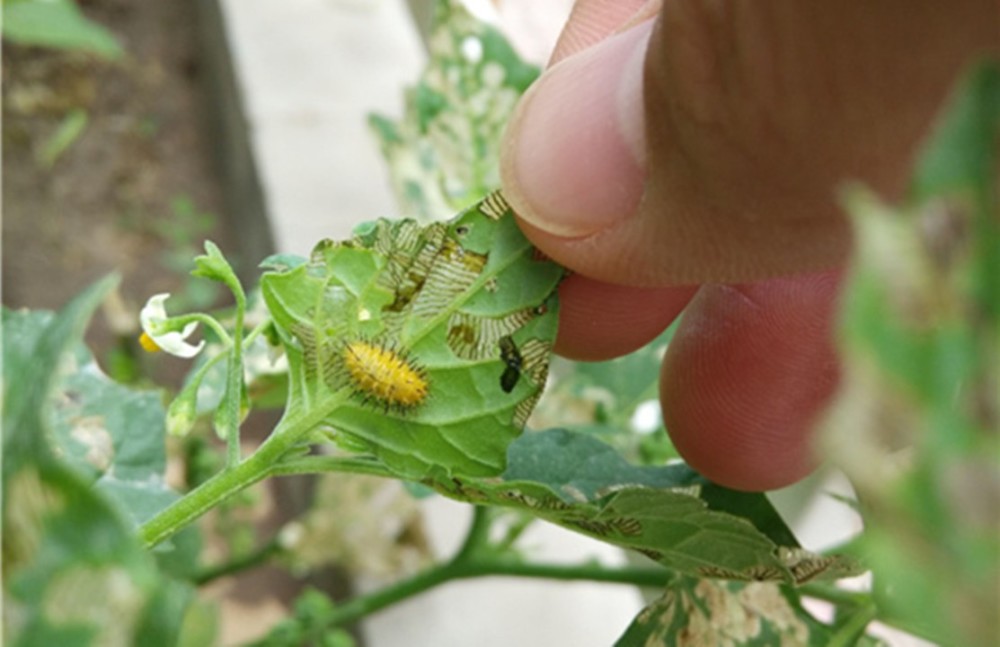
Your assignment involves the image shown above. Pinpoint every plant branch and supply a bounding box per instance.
[139,446,273,548]
[321,508,668,628]
[166,312,233,346]
[799,583,872,608]
[194,536,284,585]
[453,505,492,563]
[139,394,346,548]
[826,603,879,647]
[241,317,271,348]
[222,289,246,468]
[323,557,667,628]
[458,559,670,587]
[267,454,395,480]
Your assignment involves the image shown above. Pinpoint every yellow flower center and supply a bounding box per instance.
[139,331,162,353]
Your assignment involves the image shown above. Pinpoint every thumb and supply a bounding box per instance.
[502,3,987,286]
[501,19,651,255]
[501,13,850,286]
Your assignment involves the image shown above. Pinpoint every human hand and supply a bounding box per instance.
[501,0,995,490]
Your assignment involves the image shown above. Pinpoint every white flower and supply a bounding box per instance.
[139,293,205,358]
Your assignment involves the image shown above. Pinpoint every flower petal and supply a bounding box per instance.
[156,333,206,359]
[139,293,205,358]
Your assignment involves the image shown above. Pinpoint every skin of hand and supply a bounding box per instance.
[500,0,997,490]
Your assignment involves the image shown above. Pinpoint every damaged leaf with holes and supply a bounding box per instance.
[3,307,180,527]
[368,0,539,220]
[615,574,886,647]
[261,191,564,480]
[3,278,191,647]
[433,428,860,585]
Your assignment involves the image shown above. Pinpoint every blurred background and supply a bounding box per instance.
[2,0,988,647]
[3,1,918,645]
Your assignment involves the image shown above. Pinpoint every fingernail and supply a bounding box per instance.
[502,20,653,238]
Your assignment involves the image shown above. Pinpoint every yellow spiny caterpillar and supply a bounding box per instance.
[342,340,429,410]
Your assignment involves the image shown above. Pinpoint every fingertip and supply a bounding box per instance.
[660,272,843,491]
[501,21,651,240]
[553,275,696,361]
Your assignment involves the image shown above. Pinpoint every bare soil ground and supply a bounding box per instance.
[3,0,235,373]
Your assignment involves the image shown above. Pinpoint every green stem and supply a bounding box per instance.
[218,316,270,463]
[139,448,271,548]
[139,396,345,548]
[193,536,283,585]
[453,506,492,562]
[164,313,233,346]
[222,350,241,466]
[458,560,670,587]
[799,583,872,608]
[326,561,455,626]
[223,290,246,468]
[325,558,667,627]
[268,455,395,480]
[323,507,667,627]
[241,317,270,348]
[826,603,879,647]
[190,347,229,381]
[802,582,935,643]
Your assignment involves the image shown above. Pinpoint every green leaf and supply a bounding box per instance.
[133,578,198,647]
[2,0,123,59]
[260,253,308,272]
[614,575,885,647]
[262,193,563,480]
[433,428,859,585]
[569,326,673,409]
[545,325,680,465]
[190,241,248,460]
[5,465,172,647]
[38,108,89,168]
[166,376,200,437]
[192,240,242,301]
[249,588,355,647]
[1,308,179,525]
[2,278,190,647]
[368,0,539,219]
[3,276,120,470]
[53,355,176,522]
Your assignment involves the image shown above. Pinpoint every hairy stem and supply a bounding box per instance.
[139,445,273,548]
[223,290,246,468]
[268,455,396,480]
[139,397,345,548]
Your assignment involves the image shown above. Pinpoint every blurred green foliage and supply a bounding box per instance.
[823,61,999,646]
[2,0,122,59]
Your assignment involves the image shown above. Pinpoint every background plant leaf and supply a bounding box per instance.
[2,277,191,647]
[4,308,180,525]
[38,108,89,168]
[534,325,680,465]
[822,60,1000,645]
[2,0,123,59]
[368,0,538,220]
